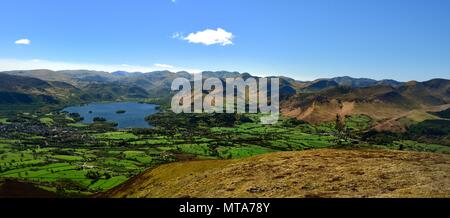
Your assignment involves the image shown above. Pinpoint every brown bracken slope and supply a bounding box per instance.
[281,79,450,124]
[105,149,450,198]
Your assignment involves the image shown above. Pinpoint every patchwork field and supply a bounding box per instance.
[1,112,449,196]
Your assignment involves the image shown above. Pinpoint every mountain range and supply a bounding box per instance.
[1,69,449,132]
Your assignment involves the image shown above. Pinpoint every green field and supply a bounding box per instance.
[39,117,54,126]
[0,118,11,125]
[1,111,448,196]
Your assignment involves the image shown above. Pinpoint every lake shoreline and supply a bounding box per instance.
[62,102,159,129]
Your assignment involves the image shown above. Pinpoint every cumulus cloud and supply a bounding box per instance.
[0,58,202,74]
[15,38,31,45]
[182,28,234,46]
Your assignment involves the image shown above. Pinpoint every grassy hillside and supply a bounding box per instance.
[281,79,450,124]
[0,73,158,116]
[105,149,450,198]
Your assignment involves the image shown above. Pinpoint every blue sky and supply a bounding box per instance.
[0,0,449,81]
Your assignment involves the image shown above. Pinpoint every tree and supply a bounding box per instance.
[92,117,107,122]
[104,172,111,179]
[334,114,347,146]
[86,170,101,180]
[335,114,344,133]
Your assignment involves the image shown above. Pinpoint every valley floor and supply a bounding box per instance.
[1,111,449,197]
[105,148,450,198]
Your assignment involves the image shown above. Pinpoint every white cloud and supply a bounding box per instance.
[0,58,202,74]
[182,28,234,46]
[154,63,174,69]
[172,32,183,39]
[15,38,31,45]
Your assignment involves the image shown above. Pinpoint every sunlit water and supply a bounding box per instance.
[63,102,158,128]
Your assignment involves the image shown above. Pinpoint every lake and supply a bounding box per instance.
[63,102,158,128]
